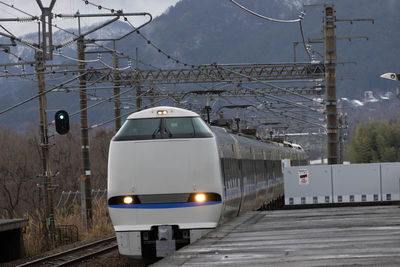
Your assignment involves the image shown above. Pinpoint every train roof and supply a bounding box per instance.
[211,126,305,153]
[127,106,200,119]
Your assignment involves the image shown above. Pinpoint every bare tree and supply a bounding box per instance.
[0,128,40,218]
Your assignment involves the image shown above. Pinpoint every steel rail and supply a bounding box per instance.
[16,236,117,267]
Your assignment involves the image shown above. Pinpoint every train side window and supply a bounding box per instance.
[220,158,226,183]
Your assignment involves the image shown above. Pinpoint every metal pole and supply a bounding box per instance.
[150,88,155,107]
[112,41,121,131]
[35,50,55,246]
[338,114,344,164]
[135,47,142,110]
[205,94,211,124]
[77,30,92,228]
[324,5,338,165]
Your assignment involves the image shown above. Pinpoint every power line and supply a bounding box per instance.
[229,0,303,23]
[229,0,314,61]
[82,0,197,68]
[1,0,159,71]
[0,70,88,115]
[299,20,312,61]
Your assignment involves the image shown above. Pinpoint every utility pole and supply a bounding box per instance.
[36,0,56,247]
[319,4,373,164]
[35,50,55,246]
[324,5,338,165]
[339,113,348,164]
[112,41,122,131]
[149,88,155,107]
[77,19,92,229]
[135,47,142,110]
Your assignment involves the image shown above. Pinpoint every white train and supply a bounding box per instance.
[107,106,307,258]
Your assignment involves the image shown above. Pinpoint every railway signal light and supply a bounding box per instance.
[55,110,70,135]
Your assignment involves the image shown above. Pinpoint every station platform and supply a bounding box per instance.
[0,218,28,262]
[154,205,400,266]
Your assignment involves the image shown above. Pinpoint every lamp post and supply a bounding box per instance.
[380,73,400,81]
[380,72,400,98]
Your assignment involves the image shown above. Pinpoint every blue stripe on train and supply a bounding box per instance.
[109,201,222,209]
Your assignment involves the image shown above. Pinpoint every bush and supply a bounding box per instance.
[346,119,400,163]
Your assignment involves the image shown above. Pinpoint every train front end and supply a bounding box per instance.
[107,107,223,258]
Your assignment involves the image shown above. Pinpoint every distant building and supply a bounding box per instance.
[364,91,378,103]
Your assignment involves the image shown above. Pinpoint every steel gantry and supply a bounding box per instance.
[89,62,325,85]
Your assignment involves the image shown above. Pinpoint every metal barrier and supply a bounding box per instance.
[55,225,79,246]
[284,162,400,205]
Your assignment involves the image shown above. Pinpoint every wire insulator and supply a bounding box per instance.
[18,16,37,22]
[59,39,75,47]
[20,39,36,47]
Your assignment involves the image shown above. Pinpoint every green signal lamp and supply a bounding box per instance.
[55,110,70,135]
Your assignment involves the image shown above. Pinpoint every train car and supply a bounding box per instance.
[107,106,307,258]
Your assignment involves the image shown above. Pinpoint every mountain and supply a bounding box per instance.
[0,0,399,129]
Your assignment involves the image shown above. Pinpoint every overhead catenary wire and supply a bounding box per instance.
[67,87,140,119]
[239,96,325,129]
[0,0,186,80]
[299,20,312,61]
[82,0,197,68]
[0,70,89,116]
[229,0,313,62]
[89,96,170,129]
[0,1,38,18]
[239,86,322,113]
[1,0,161,72]
[213,64,323,104]
[229,0,303,23]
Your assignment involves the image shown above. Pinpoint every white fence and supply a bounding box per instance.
[284,162,400,205]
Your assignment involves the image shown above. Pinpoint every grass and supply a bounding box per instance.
[23,199,114,256]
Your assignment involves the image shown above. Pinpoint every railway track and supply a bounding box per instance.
[17,236,118,266]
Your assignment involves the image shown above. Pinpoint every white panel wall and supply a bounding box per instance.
[381,163,400,201]
[284,165,332,205]
[332,163,380,203]
[284,162,400,205]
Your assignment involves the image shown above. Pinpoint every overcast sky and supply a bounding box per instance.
[0,0,181,36]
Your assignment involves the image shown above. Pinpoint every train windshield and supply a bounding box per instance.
[113,117,213,141]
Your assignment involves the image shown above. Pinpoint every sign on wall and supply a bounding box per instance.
[298,169,309,185]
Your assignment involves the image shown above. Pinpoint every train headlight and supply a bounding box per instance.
[194,193,206,203]
[123,196,134,204]
[157,110,168,115]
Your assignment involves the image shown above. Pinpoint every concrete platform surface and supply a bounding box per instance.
[154,206,400,266]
